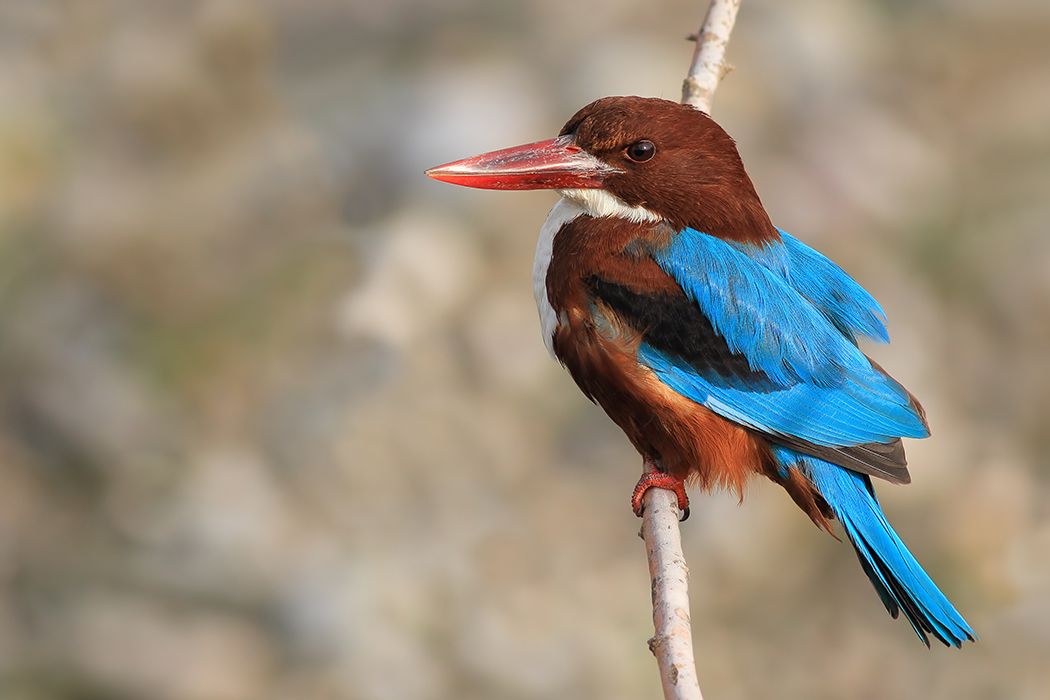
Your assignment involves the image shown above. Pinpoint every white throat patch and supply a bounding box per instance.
[556,188,662,223]
[533,192,663,359]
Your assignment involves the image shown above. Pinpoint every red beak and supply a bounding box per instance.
[424,136,618,190]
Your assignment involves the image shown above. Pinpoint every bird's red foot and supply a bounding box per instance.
[632,471,690,521]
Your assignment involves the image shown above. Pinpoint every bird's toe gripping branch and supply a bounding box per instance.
[632,471,690,521]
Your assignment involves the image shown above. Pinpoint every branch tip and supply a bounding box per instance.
[680,0,741,113]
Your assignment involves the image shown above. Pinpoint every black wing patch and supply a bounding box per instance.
[585,276,773,390]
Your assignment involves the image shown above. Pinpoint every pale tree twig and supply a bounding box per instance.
[641,461,703,700]
[681,0,741,113]
[640,2,741,699]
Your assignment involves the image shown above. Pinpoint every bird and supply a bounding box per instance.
[425,96,975,648]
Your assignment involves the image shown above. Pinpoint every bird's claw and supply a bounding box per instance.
[632,472,690,521]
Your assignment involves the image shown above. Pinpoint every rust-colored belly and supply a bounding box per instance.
[553,314,771,497]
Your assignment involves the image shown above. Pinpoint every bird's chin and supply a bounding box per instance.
[556,188,663,224]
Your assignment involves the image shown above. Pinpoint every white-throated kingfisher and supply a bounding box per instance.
[425,96,975,647]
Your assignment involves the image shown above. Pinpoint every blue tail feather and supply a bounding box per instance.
[771,445,976,647]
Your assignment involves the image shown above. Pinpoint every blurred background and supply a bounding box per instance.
[1,0,1048,698]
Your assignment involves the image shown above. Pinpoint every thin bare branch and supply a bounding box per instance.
[681,0,741,112]
[642,476,703,700]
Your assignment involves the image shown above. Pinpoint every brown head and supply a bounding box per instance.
[426,96,777,244]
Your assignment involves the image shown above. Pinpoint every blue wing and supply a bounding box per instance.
[722,229,889,344]
[640,229,928,457]
[778,230,890,344]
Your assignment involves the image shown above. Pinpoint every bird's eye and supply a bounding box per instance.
[625,140,656,163]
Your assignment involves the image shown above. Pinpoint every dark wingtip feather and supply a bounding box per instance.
[771,435,912,485]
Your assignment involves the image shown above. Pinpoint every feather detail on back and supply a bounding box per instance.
[777,231,889,344]
[654,229,869,387]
